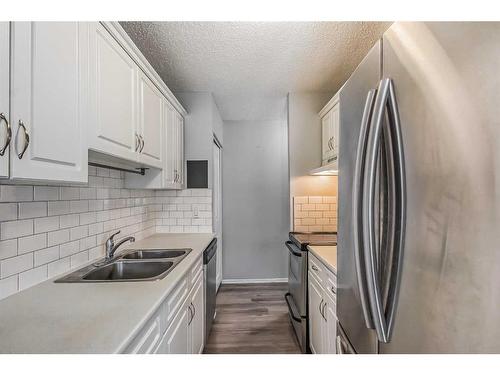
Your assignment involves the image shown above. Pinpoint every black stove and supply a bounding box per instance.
[289,232,337,250]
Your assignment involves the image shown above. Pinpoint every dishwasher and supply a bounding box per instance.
[203,238,217,341]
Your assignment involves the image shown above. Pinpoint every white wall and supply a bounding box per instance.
[288,92,338,229]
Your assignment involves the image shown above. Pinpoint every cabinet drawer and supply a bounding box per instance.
[123,312,162,354]
[308,253,325,283]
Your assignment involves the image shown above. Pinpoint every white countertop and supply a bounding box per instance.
[307,245,337,274]
[0,233,214,354]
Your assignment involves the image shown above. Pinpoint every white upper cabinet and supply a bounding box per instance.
[175,112,185,186]
[0,22,10,179]
[9,22,88,183]
[88,22,138,162]
[319,93,339,166]
[138,71,163,168]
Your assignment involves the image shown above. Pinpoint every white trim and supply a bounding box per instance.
[101,22,187,116]
[222,278,288,284]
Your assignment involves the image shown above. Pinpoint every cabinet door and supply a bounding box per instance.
[324,291,337,354]
[330,103,339,161]
[0,22,9,179]
[138,72,163,168]
[163,101,177,187]
[10,22,88,182]
[321,111,331,165]
[190,272,205,354]
[88,22,138,162]
[177,114,185,186]
[308,271,324,354]
[155,302,190,354]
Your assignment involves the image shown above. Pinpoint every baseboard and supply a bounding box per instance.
[221,278,288,284]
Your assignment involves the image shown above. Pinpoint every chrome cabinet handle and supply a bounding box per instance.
[135,133,140,152]
[188,304,193,325]
[322,301,327,321]
[330,286,336,295]
[319,299,324,318]
[17,120,29,159]
[311,265,319,272]
[139,136,145,153]
[191,302,195,318]
[362,78,406,344]
[352,89,377,330]
[0,113,11,156]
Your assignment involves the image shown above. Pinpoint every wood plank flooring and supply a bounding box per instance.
[203,283,301,354]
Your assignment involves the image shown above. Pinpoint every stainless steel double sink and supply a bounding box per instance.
[55,248,192,283]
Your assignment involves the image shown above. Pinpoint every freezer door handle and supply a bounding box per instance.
[352,89,377,330]
[362,78,406,343]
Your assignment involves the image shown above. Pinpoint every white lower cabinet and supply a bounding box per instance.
[124,255,205,354]
[308,253,337,354]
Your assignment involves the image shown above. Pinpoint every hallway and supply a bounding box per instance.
[204,283,301,354]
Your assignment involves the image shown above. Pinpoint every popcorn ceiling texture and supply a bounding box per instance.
[0,166,212,301]
[293,196,337,232]
[120,22,392,119]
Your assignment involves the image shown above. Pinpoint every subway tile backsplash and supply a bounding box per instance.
[0,166,212,301]
[293,196,337,232]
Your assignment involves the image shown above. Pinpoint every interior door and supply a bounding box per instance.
[190,273,205,354]
[89,22,138,162]
[308,272,324,354]
[10,22,88,182]
[213,138,223,289]
[0,22,9,179]
[380,22,500,354]
[138,72,162,168]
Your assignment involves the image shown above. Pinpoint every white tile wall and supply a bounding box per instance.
[0,166,213,301]
[293,196,337,232]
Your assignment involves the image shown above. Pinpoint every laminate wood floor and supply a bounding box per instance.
[203,283,301,354]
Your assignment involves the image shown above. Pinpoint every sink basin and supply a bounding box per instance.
[82,261,173,281]
[55,247,192,283]
[119,249,189,260]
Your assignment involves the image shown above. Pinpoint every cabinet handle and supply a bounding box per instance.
[312,265,319,272]
[319,299,324,318]
[140,136,145,153]
[135,133,140,152]
[0,113,11,156]
[331,286,336,295]
[188,304,193,325]
[191,302,196,318]
[322,301,327,322]
[17,120,29,159]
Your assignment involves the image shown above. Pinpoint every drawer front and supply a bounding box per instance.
[124,313,162,354]
[308,253,324,284]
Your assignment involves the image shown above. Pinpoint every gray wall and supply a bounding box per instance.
[222,117,289,280]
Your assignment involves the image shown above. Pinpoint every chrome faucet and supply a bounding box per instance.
[105,230,135,261]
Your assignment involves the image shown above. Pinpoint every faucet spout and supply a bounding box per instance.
[105,230,136,261]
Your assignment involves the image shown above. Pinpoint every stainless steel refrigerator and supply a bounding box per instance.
[337,22,500,354]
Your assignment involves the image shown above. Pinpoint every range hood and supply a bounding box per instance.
[309,161,338,176]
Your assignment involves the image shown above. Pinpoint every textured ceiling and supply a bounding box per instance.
[121,22,391,119]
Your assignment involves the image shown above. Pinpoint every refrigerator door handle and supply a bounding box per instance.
[352,88,377,330]
[384,78,407,341]
[363,78,406,344]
